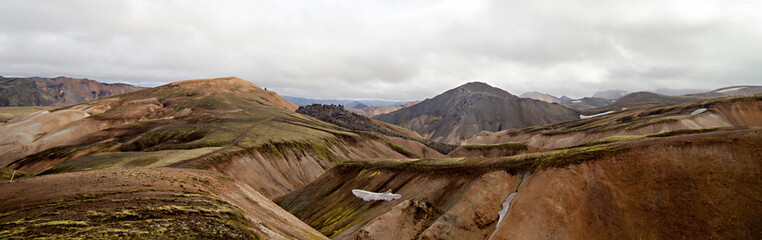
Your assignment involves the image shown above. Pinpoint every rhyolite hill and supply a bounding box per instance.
[0,76,143,106]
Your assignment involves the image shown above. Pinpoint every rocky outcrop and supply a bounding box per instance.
[298,104,455,154]
[419,171,519,240]
[357,200,438,240]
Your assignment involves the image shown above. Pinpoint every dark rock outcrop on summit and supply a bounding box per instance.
[375,82,580,144]
[0,76,143,106]
[297,104,456,154]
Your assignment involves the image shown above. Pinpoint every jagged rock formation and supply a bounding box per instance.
[0,76,143,106]
[375,82,579,144]
[296,104,456,154]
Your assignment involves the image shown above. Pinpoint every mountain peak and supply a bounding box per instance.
[458,81,493,91]
[454,82,517,98]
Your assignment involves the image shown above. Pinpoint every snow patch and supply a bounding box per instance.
[570,100,582,103]
[352,189,401,201]
[580,111,614,119]
[621,107,628,111]
[691,108,707,115]
[717,87,746,93]
[497,192,517,226]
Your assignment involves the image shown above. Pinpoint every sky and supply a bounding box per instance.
[1,0,760,100]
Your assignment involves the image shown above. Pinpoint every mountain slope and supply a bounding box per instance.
[375,82,579,144]
[466,94,762,149]
[561,97,613,110]
[686,85,762,98]
[520,91,561,103]
[0,76,144,106]
[1,77,438,198]
[592,90,630,100]
[609,91,700,107]
[276,128,762,239]
[0,167,327,239]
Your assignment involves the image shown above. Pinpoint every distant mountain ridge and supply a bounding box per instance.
[0,76,144,106]
[282,95,408,108]
[592,90,630,100]
[375,82,579,144]
[520,91,561,103]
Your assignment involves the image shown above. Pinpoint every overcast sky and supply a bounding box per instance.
[1,0,760,99]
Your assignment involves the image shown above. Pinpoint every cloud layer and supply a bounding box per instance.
[1,0,760,99]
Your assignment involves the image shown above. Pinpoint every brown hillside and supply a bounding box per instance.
[1,77,439,198]
[465,95,762,149]
[276,128,762,239]
[0,168,326,239]
[0,76,144,106]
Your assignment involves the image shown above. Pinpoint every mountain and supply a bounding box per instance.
[654,88,709,96]
[346,100,422,117]
[375,82,580,144]
[465,94,762,148]
[686,85,762,98]
[562,97,614,110]
[282,95,405,108]
[609,91,700,107]
[276,94,762,239]
[520,91,561,103]
[1,77,437,198]
[350,101,369,109]
[0,76,144,106]
[592,90,631,100]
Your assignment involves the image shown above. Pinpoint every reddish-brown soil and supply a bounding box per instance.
[0,168,326,239]
[277,128,762,239]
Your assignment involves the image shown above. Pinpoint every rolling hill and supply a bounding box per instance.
[1,77,438,198]
[375,82,580,144]
[0,76,143,106]
[608,91,701,107]
[465,94,762,148]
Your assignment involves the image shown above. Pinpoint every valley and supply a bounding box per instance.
[1,76,760,239]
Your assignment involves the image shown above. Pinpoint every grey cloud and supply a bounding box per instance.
[0,0,760,99]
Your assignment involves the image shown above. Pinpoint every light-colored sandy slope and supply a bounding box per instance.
[465,98,762,149]
[0,168,326,239]
[278,129,762,240]
[0,103,115,166]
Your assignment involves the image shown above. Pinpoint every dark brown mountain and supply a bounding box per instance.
[0,76,144,106]
[374,82,580,144]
